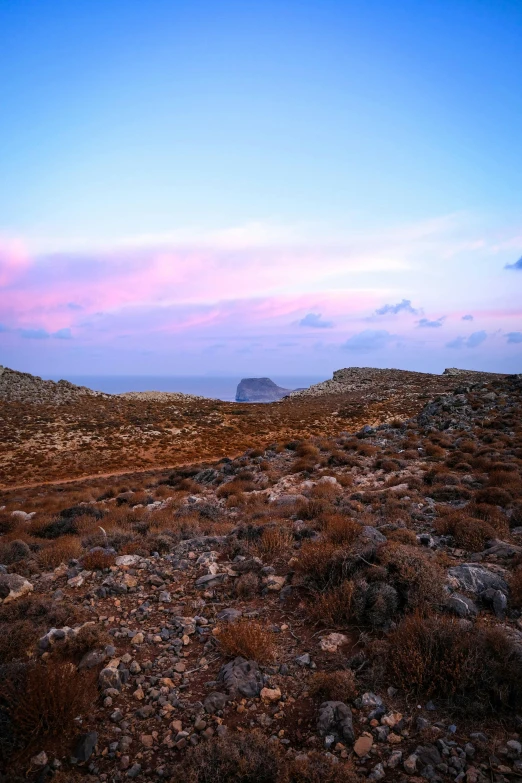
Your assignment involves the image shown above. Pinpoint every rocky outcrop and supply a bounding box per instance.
[289,367,506,399]
[235,377,293,402]
[0,365,104,405]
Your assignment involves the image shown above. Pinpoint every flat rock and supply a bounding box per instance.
[447,564,508,594]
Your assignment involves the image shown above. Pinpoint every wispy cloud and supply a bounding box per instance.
[462,314,474,321]
[342,329,392,351]
[447,330,487,349]
[417,317,445,328]
[375,298,419,316]
[505,256,522,270]
[298,312,334,328]
[506,332,522,344]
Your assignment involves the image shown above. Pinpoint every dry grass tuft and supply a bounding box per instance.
[255,526,294,559]
[308,670,358,702]
[5,662,97,747]
[216,620,275,663]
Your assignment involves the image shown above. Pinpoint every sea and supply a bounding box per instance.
[47,375,326,402]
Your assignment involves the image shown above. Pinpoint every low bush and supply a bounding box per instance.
[308,670,358,702]
[37,536,83,569]
[216,620,275,663]
[379,544,443,610]
[381,612,522,712]
[4,662,97,747]
[308,580,355,625]
[294,541,348,590]
[82,549,116,570]
[323,515,359,546]
[255,527,294,559]
[170,731,358,783]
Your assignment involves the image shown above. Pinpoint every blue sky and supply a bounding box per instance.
[1,0,521,376]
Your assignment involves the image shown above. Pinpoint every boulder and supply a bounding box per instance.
[317,701,355,744]
[0,573,33,603]
[217,657,264,698]
[447,564,508,594]
[73,731,98,763]
[204,692,228,714]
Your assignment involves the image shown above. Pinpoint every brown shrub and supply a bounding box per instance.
[308,670,358,702]
[170,730,282,783]
[55,624,110,662]
[475,487,513,507]
[435,510,496,550]
[6,662,97,746]
[217,479,256,499]
[216,620,275,663]
[255,527,294,559]
[382,612,522,712]
[81,549,116,570]
[425,444,446,459]
[379,544,443,610]
[284,752,359,783]
[295,442,320,460]
[0,620,37,664]
[37,536,82,569]
[294,541,347,590]
[307,581,355,625]
[387,528,417,545]
[323,515,359,546]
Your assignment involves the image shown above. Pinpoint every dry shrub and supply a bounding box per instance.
[475,486,513,507]
[82,549,116,570]
[0,621,37,664]
[235,572,259,598]
[55,624,110,662]
[294,540,345,590]
[170,730,282,783]
[284,752,359,783]
[217,479,256,499]
[37,536,83,569]
[308,670,358,702]
[435,509,496,550]
[216,620,275,663]
[0,538,31,565]
[308,581,354,625]
[295,442,320,460]
[379,544,443,610]
[425,444,446,459]
[6,662,97,746]
[387,528,417,545]
[382,612,522,712]
[255,527,294,559]
[323,514,359,546]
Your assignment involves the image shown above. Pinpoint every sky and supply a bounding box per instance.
[1,0,521,378]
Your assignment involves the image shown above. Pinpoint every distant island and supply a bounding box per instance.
[235,377,294,402]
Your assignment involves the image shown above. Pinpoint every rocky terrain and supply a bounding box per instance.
[0,365,507,488]
[236,378,294,403]
[0,366,106,405]
[1,369,522,782]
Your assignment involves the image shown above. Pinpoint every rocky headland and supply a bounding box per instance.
[235,377,294,402]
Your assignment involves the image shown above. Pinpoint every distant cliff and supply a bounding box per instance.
[235,377,293,402]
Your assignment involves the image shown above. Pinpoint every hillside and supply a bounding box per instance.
[0,365,508,489]
[1,371,521,782]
